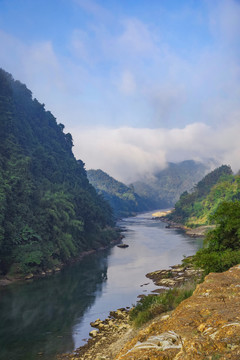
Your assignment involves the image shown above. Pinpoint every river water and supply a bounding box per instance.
[0,211,202,360]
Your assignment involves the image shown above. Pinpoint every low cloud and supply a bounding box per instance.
[72,120,240,184]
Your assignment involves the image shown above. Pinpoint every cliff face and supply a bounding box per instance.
[115,265,240,359]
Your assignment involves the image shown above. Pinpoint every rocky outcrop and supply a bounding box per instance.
[146,263,203,289]
[58,308,138,360]
[115,265,240,359]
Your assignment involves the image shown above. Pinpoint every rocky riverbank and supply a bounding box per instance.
[58,260,204,360]
[115,264,240,359]
[146,262,204,289]
[57,308,138,360]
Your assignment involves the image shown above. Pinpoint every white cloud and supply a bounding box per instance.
[71,120,240,183]
[1,0,240,185]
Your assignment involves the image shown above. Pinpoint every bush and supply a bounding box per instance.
[194,248,240,275]
[129,283,196,328]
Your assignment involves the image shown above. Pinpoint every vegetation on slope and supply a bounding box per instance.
[131,160,208,209]
[168,165,235,226]
[192,200,240,274]
[0,69,116,276]
[162,164,240,275]
[87,169,148,217]
[129,283,195,328]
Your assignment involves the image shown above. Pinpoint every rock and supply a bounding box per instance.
[115,264,240,359]
[89,330,98,337]
[98,323,105,330]
[25,273,34,280]
[90,319,101,328]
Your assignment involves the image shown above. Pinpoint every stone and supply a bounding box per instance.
[25,273,34,280]
[89,330,98,337]
[115,264,240,359]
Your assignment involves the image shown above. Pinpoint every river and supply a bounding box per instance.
[0,211,202,360]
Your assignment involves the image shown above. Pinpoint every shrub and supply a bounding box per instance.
[129,283,196,328]
[194,248,240,275]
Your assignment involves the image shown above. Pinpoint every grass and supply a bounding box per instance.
[129,281,196,328]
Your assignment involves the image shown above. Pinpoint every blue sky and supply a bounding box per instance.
[0,0,240,182]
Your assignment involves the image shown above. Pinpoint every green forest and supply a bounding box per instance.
[168,165,237,226]
[0,69,117,277]
[87,169,148,217]
[88,161,208,217]
[167,165,240,274]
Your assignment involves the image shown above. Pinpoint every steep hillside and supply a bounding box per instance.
[131,160,208,209]
[167,165,236,226]
[0,69,116,277]
[87,169,148,217]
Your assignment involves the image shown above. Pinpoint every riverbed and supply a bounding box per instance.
[0,211,202,360]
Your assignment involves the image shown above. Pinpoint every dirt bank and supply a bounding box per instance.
[115,264,240,359]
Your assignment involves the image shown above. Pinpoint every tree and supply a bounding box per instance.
[206,201,240,251]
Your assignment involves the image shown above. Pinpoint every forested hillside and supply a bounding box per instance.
[131,160,208,209]
[87,169,148,217]
[167,165,237,226]
[0,69,116,277]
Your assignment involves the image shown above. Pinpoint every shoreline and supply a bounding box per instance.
[58,258,203,360]
[57,213,205,359]
[153,214,215,237]
[0,235,122,288]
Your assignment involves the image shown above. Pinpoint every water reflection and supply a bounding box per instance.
[0,251,110,360]
[0,212,203,360]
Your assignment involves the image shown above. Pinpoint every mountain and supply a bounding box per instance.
[87,169,148,217]
[131,160,208,209]
[167,164,236,226]
[0,69,116,277]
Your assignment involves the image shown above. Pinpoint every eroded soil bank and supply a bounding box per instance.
[116,264,240,359]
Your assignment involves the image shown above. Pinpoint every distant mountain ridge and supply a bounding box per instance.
[167,164,237,226]
[87,160,209,217]
[131,160,209,209]
[87,169,148,217]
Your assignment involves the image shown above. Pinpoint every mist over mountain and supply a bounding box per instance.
[167,164,239,227]
[130,160,209,209]
[87,160,209,216]
[87,169,149,217]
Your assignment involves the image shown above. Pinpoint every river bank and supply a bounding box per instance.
[152,210,215,237]
[116,264,240,359]
[0,211,203,360]
[59,262,240,359]
[0,236,122,288]
[58,260,203,360]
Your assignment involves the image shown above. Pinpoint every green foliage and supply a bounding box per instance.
[0,69,116,276]
[193,248,240,275]
[129,284,195,328]
[168,165,235,226]
[87,169,148,217]
[205,201,240,251]
[192,200,240,274]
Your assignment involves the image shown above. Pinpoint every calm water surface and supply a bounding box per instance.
[0,212,202,360]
